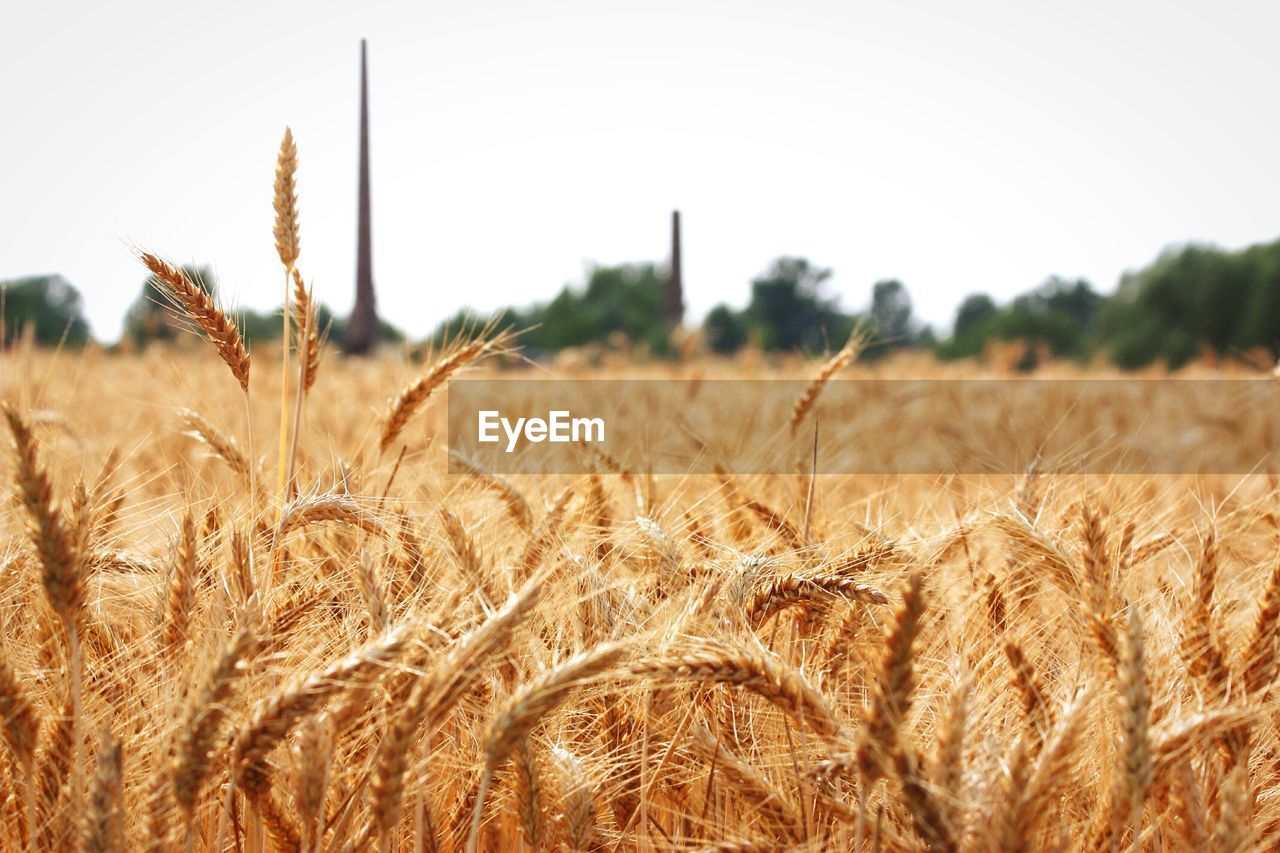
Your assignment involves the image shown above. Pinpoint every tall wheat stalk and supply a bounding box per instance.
[273,127,300,509]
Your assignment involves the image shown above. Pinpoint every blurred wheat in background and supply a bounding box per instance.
[3,132,1280,853]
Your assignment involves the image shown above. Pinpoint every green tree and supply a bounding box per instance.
[745,257,854,352]
[429,263,668,356]
[1004,277,1101,358]
[703,303,748,354]
[865,279,915,358]
[1095,240,1280,368]
[938,278,1101,363]
[238,308,283,344]
[0,275,91,347]
[575,263,669,352]
[1015,277,1101,333]
[953,293,997,337]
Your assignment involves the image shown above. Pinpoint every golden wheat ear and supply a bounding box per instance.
[379,325,520,452]
[790,327,867,433]
[273,127,300,272]
[0,642,39,849]
[858,570,925,784]
[138,253,251,392]
[468,643,627,852]
[291,268,319,392]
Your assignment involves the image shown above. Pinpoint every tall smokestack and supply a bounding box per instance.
[663,209,684,326]
[345,38,379,355]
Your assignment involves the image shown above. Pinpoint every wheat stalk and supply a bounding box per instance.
[1114,609,1152,851]
[273,127,300,513]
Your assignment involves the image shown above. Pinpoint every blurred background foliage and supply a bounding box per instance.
[7,236,1280,369]
[0,275,91,348]
[431,263,672,357]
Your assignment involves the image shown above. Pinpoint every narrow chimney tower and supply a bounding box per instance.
[663,209,684,326]
[345,38,379,354]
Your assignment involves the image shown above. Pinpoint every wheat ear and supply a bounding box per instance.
[0,647,38,848]
[930,669,969,808]
[552,747,599,853]
[746,574,888,628]
[81,728,124,852]
[380,329,516,452]
[138,253,250,392]
[370,571,546,850]
[276,493,385,538]
[1243,550,1280,695]
[789,329,864,433]
[273,127,300,270]
[5,403,86,824]
[4,403,83,624]
[893,746,956,852]
[449,452,533,532]
[1212,757,1252,851]
[688,722,804,841]
[285,267,316,500]
[178,408,257,488]
[291,712,333,852]
[290,268,319,393]
[232,622,413,795]
[161,512,198,659]
[1080,504,1119,669]
[172,618,256,826]
[510,739,544,850]
[1115,608,1152,850]
[36,695,73,849]
[439,507,489,602]
[468,643,625,853]
[858,571,925,783]
[995,687,1092,849]
[630,639,846,740]
[1181,531,1230,700]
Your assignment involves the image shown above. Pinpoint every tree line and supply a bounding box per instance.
[6,236,1280,368]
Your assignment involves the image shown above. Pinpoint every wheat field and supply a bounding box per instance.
[1,336,1277,852]
[2,134,1279,853]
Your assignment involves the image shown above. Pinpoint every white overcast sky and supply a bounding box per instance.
[3,0,1279,342]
